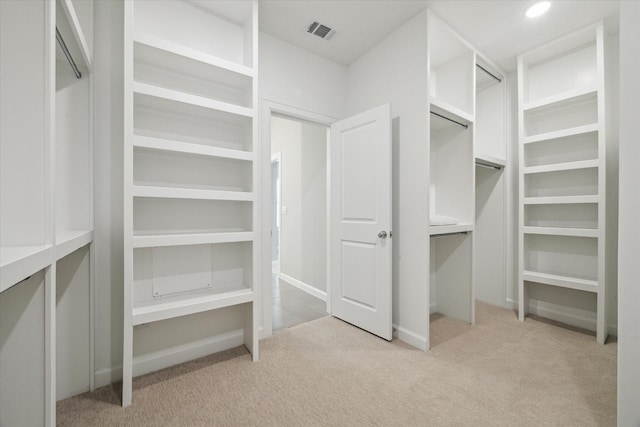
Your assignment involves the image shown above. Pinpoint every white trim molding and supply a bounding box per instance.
[277,272,327,302]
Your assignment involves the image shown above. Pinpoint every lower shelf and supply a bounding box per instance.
[132,285,253,325]
[0,245,53,293]
[429,223,474,236]
[522,270,598,293]
[132,231,253,248]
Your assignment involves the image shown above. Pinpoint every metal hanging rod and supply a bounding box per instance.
[431,231,469,238]
[430,111,468,129]
[56,27,81,79]
[475,162,502,171]
[476,63,501,83]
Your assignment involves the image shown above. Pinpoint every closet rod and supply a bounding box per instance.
[475,162,502,171]
[431,231,469,238]
[476,64,501,83]
[430,111,468,129]
[56,27,82,79]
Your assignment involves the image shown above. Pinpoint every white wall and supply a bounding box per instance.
[617,1,640,424]
[271,116,327,294]
[259,32,347,119]
[347,10,430,350]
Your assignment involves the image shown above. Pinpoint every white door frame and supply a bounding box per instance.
[260,99,338,338]
[271,152,282,275]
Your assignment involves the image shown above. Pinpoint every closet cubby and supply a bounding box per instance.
[524,168,598,198]
[429,107,474,233]
[518,23,607,343]
[430,233,473,323]
[123,0,258,407]
[133,148,253,193]
[132,242,253,325]
[134,93,253,153]
[428,14,475,119]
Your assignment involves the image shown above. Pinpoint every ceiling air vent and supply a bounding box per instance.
[306,21,337,41]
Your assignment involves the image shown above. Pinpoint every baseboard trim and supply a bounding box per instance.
[278,273,327,302]
[393,323,428,351]
[94,329,244,389]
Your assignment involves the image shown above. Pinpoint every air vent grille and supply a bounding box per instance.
[306,21,336,41]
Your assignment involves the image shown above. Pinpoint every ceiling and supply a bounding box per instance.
[259,0,621,71]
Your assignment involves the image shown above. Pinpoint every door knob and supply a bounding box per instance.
[378,231,387,239]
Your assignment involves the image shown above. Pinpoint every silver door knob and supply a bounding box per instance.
[378,231,387,239]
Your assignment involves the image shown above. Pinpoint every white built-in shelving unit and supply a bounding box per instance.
[1,0,94,424]
[122,0,259,407]
[427,12,476,329]
[518,23,608,343]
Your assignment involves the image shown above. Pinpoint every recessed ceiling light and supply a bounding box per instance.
[526,1,551,18]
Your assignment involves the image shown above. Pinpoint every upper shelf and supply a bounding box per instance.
[522,86,598,112]
[133,135,254,162]
[429,223,474,236]
[475,154,505,169]
[430,97,474,128]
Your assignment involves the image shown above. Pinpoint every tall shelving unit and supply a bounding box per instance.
[427,12,476,329]
[517,23,608,343]
[474,56,507,307]
[122,0,259,407]
[1,0,94,424]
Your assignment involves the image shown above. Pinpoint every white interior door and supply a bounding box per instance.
[330,104,392,340]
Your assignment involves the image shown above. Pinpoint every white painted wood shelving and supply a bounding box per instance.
[1,0,95,425]
[122,0,259,407]
[517,23,608,343]
[426,12,476,333]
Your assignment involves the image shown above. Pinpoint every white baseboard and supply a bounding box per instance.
[393,323,428,351]
[278,272,327,302]
[506,298,618,336]
[94,329,244,389]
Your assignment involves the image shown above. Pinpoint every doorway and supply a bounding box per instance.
[270,114,329,331]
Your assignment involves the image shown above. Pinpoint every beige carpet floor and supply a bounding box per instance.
[57,302,617,426]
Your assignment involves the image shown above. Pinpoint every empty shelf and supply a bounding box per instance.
[523,226,598,238]
[523,123,599,144]
[133,135,253,161]
[134,31,253,79]
[133,185,255,201]
[522,270,598,293]
[523,85,598,112]
[429,97,474,125]
[429,223,474,236]
[133,82,253,118]
[1,245,53,293]
[56,229,94,260]
[475,154,506,168]
[523,159,599,175]
[132,285,253,325]
[132,231,254,248]
[523,195,600,205]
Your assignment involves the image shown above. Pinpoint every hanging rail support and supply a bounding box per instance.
[56,27,82,79]
[430,111,468,129]
[476,63,502,83]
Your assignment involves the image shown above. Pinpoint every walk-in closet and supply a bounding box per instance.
[1,1,639,425]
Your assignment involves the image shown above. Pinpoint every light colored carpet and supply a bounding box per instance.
[57,302,616,426]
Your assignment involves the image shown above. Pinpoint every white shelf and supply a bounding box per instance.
[429,223,474,236]
[134,31,253,78]
[0,245,53,293]
[133,185,254,202]
[132,231,254,248]
[132,285,253,325]
[134,135,253,161]
[522,85,597,112]
[475,154,506,168]
[59,0,92,70]
[522,270,598,293]
[429,97,474,125]
[523,123,599,145]
[523,159,599,175]
[523,195,600,205]
[56,229,93,260]
[133,82,253,118]
[523,226,598,238]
